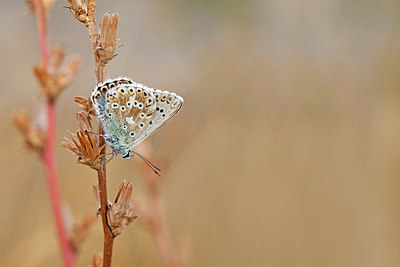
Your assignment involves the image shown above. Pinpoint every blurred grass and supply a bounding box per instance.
[1,0,400,266]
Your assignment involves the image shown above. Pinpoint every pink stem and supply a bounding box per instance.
[41,102,75,267]
[33,0,75,266]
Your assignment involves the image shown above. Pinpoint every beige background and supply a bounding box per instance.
[1,0,400,266]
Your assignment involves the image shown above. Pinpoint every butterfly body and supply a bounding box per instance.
[90,77,183,159]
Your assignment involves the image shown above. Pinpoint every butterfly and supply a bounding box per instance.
[90,77,183,173]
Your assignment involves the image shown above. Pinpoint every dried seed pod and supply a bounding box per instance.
[62,112,104,170]
[107,180,137,236]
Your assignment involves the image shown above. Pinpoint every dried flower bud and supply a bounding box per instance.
[76,110,92,132]
[90,252,103,267]
[97,12,119,65]
[75,96,95,116]
[108,180,137,236]
[27,0,55,14]
[62,112,104,170]
[62,0,89,26]
[33,45,81,102]
[13,110,46,152]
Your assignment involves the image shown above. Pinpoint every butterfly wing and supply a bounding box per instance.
[91,77,134,139]
[104,84,157,149]
[91,77,183,153]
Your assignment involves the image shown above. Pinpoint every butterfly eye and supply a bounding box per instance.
[112,103,119,109]
[140,113,145,118]
[120,106,126,111]
[137,88,142,94]
[143,91,148,97]
[156,107,160,111]
[130,131,135,137]
[101,86,108,93]
[162,114,166,117]
[160,109,164,113]
[139,123,144,128]
[108,113,112,117]
[127,102,131,107]
[123,125,127,130]
[138,103,143,109]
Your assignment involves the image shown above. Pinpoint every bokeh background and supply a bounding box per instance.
[1,0,400,266]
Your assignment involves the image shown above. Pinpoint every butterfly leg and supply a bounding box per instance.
[106,151,117,162]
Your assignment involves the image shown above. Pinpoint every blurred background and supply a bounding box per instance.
[1,0,400,266]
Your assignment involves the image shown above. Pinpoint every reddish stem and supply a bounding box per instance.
[34,0,49,66]
[41,101,75,267]
[33,0,75,266]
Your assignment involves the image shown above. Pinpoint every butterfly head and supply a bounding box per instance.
[103,134,131,158]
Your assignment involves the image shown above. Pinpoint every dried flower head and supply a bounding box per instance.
[13,110,46,152]
[27,0,55,14]
[75,96,95,116]
[62,111,104,170]
[33,45,81,102]
[97,12,120,65]
[62,0,89,26]
[108,180,137,236]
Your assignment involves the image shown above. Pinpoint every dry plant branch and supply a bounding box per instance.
[33,0,75,265]
[13,0,81,266]
[64,1,121,266]
[64,1,181,266]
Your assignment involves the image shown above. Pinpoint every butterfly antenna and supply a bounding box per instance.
[130,150,161,176]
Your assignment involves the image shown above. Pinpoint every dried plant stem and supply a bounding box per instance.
[33,0,75,266]
[140,143,180,267]
[85,1,114,265]
[97,126,114,267]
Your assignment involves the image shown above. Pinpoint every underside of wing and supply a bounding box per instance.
[104,84,157,147]
[90,77,184,151]
[90,77,134,135]
[127,89,184,148]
